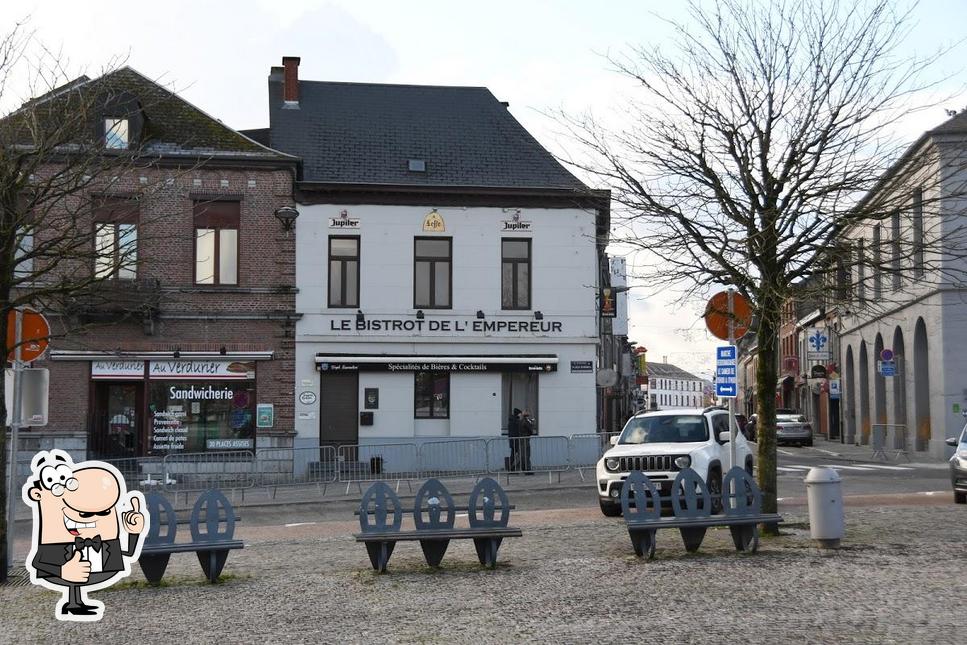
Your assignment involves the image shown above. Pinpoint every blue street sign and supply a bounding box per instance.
[878,360,896,377]
[716,382,737,397]
[715,345,737,398]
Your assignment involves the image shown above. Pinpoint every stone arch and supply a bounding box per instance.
[873,333,886,430]
[913,317,930,451]
[844,345,856,444]
[859,340,871,445]
[892,326,907,449]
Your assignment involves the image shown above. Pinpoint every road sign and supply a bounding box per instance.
[6,308,50,362]
[829,378,841,399]
[715,345,737,398]
[704,291,751,341]
[877,360,896,377]
[880,349,894,362]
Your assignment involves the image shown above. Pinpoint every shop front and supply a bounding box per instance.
[58,353,271,459]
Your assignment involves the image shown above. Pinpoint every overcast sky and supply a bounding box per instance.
[4,0,966,378]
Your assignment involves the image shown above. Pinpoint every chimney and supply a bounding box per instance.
[282,56,300,104]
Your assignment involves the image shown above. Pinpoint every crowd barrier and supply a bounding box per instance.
[10,432,635,498]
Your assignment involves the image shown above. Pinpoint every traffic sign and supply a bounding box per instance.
[878,360,896,377]
[6,308,50,362]
[715,344,737,398]
[880,349,894,362]
[704,291,751,341]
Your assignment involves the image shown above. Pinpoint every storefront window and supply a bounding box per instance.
[414,371,449,419]
[148,380,255,453]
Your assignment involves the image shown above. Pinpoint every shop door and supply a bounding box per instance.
[91,382,144,459]
[501,373,539,433]
[319,372,359,454]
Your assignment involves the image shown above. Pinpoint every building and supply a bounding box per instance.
[646,361,708,409]
[836,110,967,458]
[14,68,300,465]
[245,58,610,452]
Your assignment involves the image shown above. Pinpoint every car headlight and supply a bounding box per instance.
[605,457,621,471]
[675,455,691,469]
[958,449,967,459]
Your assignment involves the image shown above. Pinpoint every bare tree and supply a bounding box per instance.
[0,25,195,581]
[559,0,966,526]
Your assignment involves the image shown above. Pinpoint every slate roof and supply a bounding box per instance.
[646,362,703,381]
[258,74,587,189]
[4,67,295,161]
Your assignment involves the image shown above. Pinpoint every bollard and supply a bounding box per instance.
[804,467,844,548]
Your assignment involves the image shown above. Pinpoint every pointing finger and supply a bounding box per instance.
[130,496,141,513]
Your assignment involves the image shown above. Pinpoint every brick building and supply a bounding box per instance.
[13,68,299,463]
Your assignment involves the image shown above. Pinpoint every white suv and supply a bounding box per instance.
[596,407,754,516]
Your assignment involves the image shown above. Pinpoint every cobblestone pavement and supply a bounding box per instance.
[2,502,964,644]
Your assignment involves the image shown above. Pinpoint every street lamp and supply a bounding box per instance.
[274,206,299,235]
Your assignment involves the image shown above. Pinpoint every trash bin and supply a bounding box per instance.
[805,467,844,548]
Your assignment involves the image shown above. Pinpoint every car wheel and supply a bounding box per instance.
[707,470,723,515]
[956,491,967,505]
[599,499,623,517]
[806,439,814,447]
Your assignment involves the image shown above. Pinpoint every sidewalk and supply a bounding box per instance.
[802,434,946,466]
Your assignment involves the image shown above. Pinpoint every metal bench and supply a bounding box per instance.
[139,489,244,583]
[353,477,522,573]
[621,467,782,559]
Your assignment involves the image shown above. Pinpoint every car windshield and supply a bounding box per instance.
[777,414,806,422]
[619,415,709,444]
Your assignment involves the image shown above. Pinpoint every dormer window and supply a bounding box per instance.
[105,118,129,149]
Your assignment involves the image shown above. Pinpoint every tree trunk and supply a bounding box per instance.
[755,307,780,535]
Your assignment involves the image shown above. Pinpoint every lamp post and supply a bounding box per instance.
[273,206,299,236]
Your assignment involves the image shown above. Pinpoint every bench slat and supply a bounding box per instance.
[142,540,244,555]
[626,514,782,531]
[354,528,522,542]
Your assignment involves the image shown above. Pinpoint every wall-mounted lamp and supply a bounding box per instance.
[534,311,544,320]
[274,205,299,235]
[476,310,485,319]
[416,310,425,320]
[173,348,181,359]
[356,310,365,323]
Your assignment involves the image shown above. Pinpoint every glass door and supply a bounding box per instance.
[91,382,143,458]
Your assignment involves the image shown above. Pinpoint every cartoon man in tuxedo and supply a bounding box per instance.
[23,449,147,621]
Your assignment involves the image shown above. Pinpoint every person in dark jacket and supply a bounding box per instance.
[520,410,536,474]
[508,408,522,471]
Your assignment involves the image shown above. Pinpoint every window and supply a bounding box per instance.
[872,225,882,298]
[891,210,901,290]
[414,237,451,308]
[415,371,449,418]
[105,118,129,149]
[501,238,531,309]
[328,236,359,307]
[194,201,239,285]
[15,230,32,277]
[856,239,866,303]
[94,198,138,279]
[912,188,924,277]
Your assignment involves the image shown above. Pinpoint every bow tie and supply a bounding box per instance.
[74,536,102,552]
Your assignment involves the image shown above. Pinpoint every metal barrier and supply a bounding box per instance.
[100,456,170,492]
[419,439,489,479]
[337,442,420,493]
[256,446,339,498]
[486,436,571,483]
[569,432,621,480]
[162,450,257,502]
[871,424,910,461]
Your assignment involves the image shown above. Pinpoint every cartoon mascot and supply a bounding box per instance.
[22,449,148,621]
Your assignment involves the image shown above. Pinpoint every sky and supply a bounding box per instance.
[3,0,966,379]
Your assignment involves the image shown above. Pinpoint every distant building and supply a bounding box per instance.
[646,361,708,409]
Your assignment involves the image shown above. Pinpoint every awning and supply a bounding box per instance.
[315,353,558,373]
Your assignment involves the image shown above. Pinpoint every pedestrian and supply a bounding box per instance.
[520,410,536,474]
[507,408,522,471]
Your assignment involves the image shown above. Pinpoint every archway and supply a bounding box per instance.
[859,340,871,445]
[913,318,930,451]
[873,333,886,434]
[892,327,907,450]
[844,345,856,444]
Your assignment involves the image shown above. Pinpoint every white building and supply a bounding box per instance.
[250,58,609,451]
[837,110,967,458]
[645,361,708,410]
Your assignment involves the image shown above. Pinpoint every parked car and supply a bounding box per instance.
[776,413,813,447]
[595,407,754,517]
[945,419,967,504]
